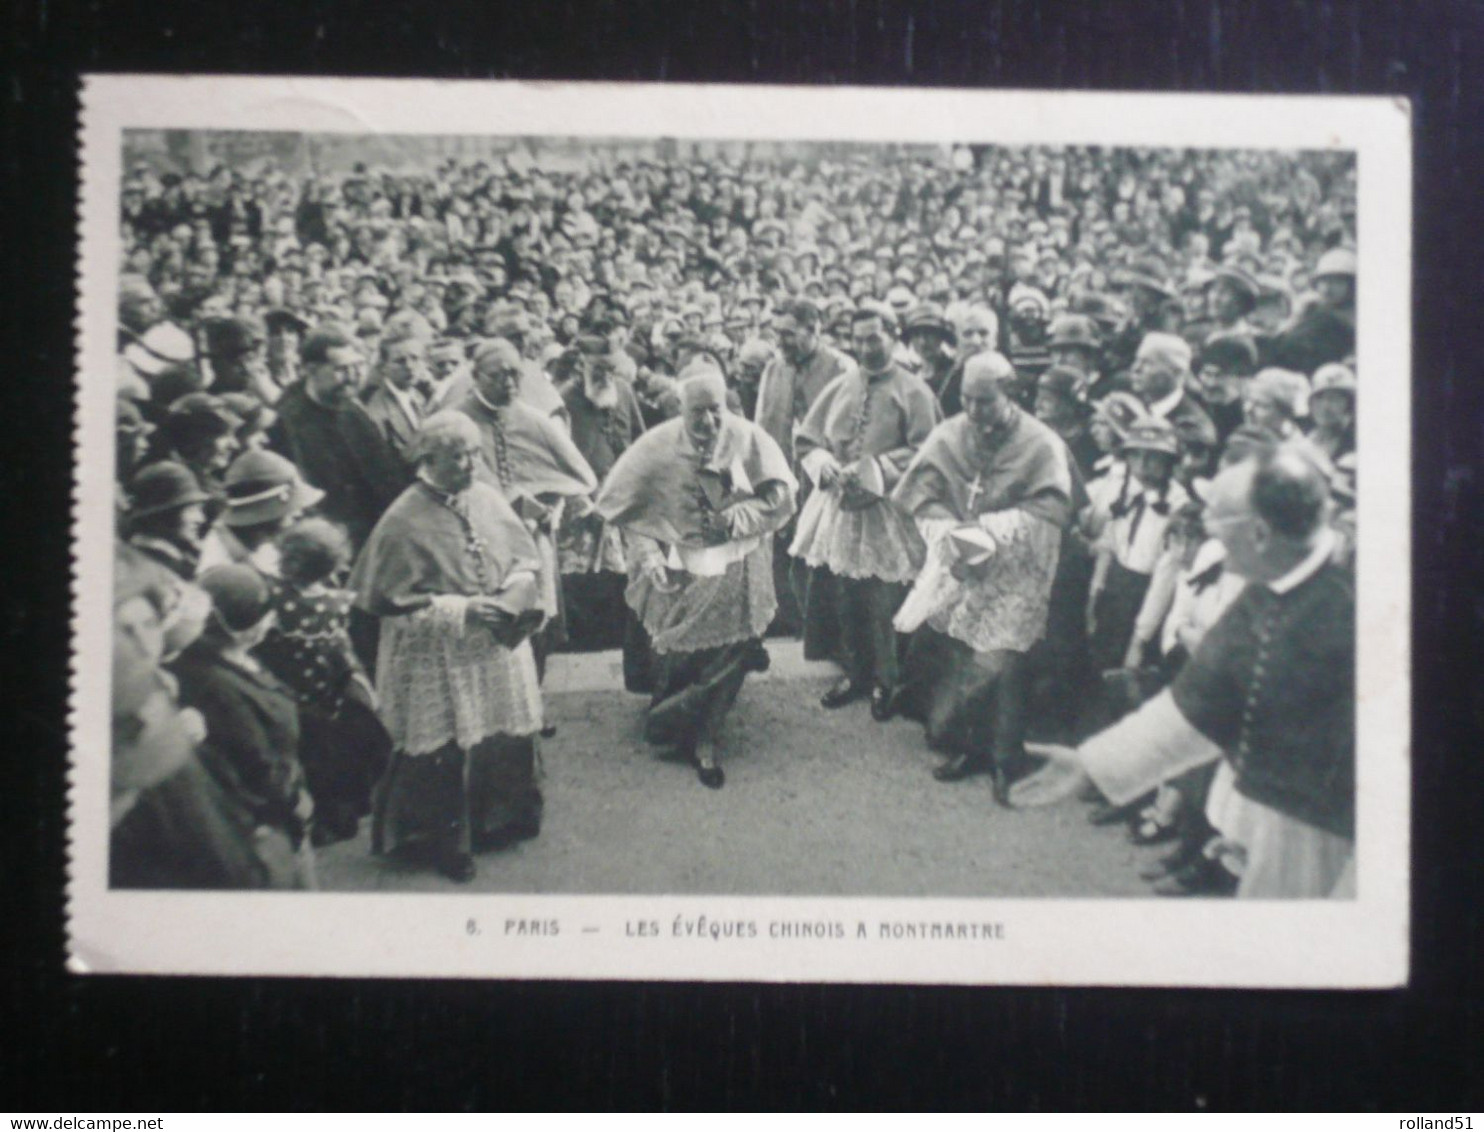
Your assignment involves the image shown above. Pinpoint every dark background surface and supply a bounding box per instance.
[3,0,1482,1111]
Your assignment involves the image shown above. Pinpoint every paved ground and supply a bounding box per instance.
[316,641,1158,896]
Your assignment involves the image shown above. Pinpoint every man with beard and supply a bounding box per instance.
[891,353,1075,802]
[455,339,598,685]
[554,339,647,650]
[790,305,940,718]
[271,323,410,549]
[596,370,797,789]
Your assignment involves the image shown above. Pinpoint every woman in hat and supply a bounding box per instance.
[151,393,242,495]
[1242,367,1311,443]
[196,448,325,578]
[349,412,547,883]
[1193,331,1260,446]
[125,460,214,580]
[173,563,316,888]
[1267,247,1356,374]
[257,517,391,848]
[111,544,295,890]
[1307,362,1357,464]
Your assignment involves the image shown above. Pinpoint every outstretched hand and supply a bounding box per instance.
[1008,743,1090,809]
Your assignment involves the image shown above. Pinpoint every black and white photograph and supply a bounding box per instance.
[71,77,1411,985]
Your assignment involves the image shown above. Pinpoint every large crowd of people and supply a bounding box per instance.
[110,140,1358,897]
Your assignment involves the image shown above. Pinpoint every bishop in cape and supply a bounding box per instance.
[891,352,1076,801]
[595,370,798,789]
[349,412,547,884]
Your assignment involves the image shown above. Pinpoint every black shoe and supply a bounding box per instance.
[437,852,477,883]
[540,723,558,739]
[990,764,1012,807]
[933,754,988,783]
[310,819,357,849]
[744,641,771,673]
[869,685,898,723]
[475,816,541,853]
[1154,857,1237,897]
[1088,794,1151,827]
[697,763,725,789]
[820,677,866,709]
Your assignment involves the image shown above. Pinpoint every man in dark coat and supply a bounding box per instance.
[270,323,410,549]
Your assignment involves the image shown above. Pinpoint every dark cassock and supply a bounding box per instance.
[789,359,939,713]
[752,338,854,636]
[891,381,1075,800]
[350,440,547,882]
[595,373,798,788]
[555,355,648,650]
[270,381,410,549]
[1073,528,1354,898]
[455,388,598,674]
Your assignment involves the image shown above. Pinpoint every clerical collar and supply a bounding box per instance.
[473,389,508,414]
[1148,387,1184,419]
[859,359,894,382]
[417,469,466,506]
[1266,529,1335,595]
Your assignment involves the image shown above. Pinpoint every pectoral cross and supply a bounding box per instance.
[966,472,986,514]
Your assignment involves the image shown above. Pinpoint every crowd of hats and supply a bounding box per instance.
[115,143,1356,385]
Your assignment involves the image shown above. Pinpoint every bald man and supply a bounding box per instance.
[891,352,1076,801]
[595,371,798,788]
[1012,448,1355,898]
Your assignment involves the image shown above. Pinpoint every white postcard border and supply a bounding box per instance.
[71,75,1412,986]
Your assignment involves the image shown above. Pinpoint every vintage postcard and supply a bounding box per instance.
[72,75,1410,984]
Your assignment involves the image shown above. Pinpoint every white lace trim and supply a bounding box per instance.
[787,487,924,583]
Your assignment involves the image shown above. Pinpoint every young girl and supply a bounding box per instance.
[257,517,392,847]
[1080,392,1148,544]
[1086,417,1190,686]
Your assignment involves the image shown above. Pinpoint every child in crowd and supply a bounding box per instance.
[256,518,392,847]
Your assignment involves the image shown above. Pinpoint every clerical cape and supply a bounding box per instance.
[350,480,541,618]
[595,415,797,655]
[455,393,598,504]
[349,480,545,757]
[788,364,938,584]
[891,410,1073,653]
